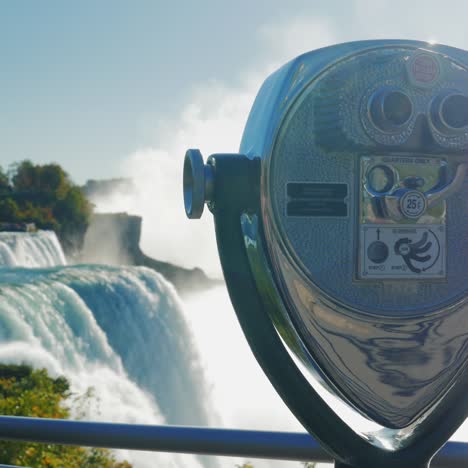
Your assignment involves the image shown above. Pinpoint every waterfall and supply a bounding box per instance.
[0,231,67,267]
[0,231,305,467]
[0,261,217,467]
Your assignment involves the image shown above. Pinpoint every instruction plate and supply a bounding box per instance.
[359,224,446,279]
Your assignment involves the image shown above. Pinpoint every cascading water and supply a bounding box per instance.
[0,231,219,467]
[0,231,67,268]
[0,266,215,425]
[0,230,322,468]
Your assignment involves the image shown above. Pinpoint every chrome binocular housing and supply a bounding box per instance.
[184,40,468,468]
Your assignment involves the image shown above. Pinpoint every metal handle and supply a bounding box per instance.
[183,149,214,219]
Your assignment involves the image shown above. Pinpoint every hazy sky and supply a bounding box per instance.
[2,1,468,184]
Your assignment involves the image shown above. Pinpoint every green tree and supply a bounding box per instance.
[0,364,131,467]
[0,199,19,221]
[11,160,39,192]
[38,163,69,198]
[54,186,92,224]
[54,185,92,252]
[2,160,92,254]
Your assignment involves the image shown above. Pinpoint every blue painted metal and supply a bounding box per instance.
[0,416,328,462]
[0,416,466,466]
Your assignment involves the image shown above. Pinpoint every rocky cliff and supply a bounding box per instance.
[80,213,219,294]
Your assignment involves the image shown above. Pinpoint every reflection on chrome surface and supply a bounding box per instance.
[239,42,468,450]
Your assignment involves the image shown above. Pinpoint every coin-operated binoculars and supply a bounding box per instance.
[184,40,468,468]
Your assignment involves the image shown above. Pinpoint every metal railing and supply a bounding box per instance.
[0,416,466,467]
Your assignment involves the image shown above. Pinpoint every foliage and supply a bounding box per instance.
[0,364,131,467]
[0,198,20,220]
[0,166,9,192]
[0,160,92,253]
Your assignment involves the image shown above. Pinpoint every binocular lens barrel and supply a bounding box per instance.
[439,93,468,129]
[370,88,413,131]
[382,91,413,125]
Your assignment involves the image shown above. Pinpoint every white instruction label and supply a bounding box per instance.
[359,224,446,279]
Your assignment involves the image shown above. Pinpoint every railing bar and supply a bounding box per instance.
[0,416,466,466]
